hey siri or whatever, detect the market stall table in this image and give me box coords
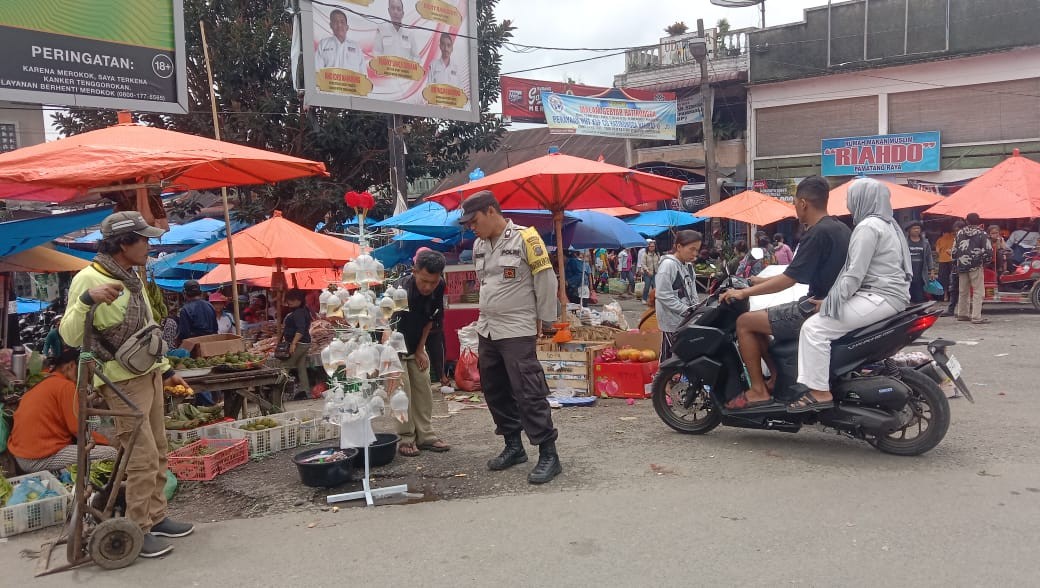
[180,367,288,419]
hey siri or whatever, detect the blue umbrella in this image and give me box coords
[15,297,51,314]
[625,210,707,237]
[547,210,648,250]
[149,239,220,279]
[76,217,245,246]
[369,202,463,239]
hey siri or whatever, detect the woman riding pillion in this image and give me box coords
[789,178,912,412]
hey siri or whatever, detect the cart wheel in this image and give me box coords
[88,518,143,570]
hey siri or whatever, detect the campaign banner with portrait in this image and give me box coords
[822,131,941,176]
[0,0,187,114]
[540,92,677,141]
[500,75,674,124]
[301,0,478,123]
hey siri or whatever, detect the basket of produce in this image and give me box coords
[210,352,269,373]
[168,438,250,481]
[0,471,70,538]
[283,409,340,445]
[226,414,299,458]
[165,404,231,446]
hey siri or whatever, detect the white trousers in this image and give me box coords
[797,292,900,391]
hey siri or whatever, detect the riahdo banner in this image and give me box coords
[822,131,941,176]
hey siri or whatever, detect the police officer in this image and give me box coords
[460,191,563,484]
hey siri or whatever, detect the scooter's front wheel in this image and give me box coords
[874,368,950,456]
[651,366,721,434]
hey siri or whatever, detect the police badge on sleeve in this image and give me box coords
[519,227,551,274]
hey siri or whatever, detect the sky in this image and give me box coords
[493,0,825,90]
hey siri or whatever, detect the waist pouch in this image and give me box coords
[111,323,168,375]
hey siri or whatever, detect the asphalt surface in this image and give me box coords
[4,304,1040,586]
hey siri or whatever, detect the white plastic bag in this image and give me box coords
[457,322,479,355]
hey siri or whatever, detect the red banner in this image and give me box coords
[501,75,675,124]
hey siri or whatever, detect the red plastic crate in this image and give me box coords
[168,438,249,481]
[593,361,660,399]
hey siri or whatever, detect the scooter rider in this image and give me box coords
[718,176,851,409]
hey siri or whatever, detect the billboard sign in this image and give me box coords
[501,75,674,124]
[300,0,479,122]
[0,0,187,114]
[541,92,677,141]
[822,131,941,176]
[676,92,703,125]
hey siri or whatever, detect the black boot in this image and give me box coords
[527,440,562,484]
[487,433,527,471]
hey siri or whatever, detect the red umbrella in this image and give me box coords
[0,121,328,203]
[695,191,796,226]
[925,149,1040,219]
[829,179,942,216]
[427,152,684,318]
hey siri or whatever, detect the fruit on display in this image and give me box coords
[164,384,195,398]
[164,404,225,430]
[598,347,659,363]
[171,352,267,370]
[236,417,280,432]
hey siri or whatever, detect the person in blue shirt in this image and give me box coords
[177,280,217,344]
[564,251,593,304]
[41,315,65,362]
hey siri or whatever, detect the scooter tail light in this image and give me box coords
[908,314,939,334]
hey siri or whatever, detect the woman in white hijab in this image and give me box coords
[789,178,912,412]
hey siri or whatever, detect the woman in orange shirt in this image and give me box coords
[7,348,116,473]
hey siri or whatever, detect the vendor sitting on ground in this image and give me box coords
[7,346,117,473]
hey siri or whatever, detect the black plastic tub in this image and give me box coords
[293,446,359,488]
[351,433,399,468]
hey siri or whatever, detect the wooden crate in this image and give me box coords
[537,341,608,397]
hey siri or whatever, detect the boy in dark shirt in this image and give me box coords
[718,176,852,409]
[392,250,451,457]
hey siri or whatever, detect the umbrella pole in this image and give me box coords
[201,21,241,335]
[554,211,567,322]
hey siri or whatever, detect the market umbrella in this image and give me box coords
[625,210,708,237]
[580,206,640,217]
[0,122,329,203]
[828,179,942,216]
[369,202,463,239]
[549,210,648,250]
[184,211,360,268]
[924,149,1040,219]
[427,152,685,318]
[0,245,89,273]
[200,264,343,290]
[695,190,796,226]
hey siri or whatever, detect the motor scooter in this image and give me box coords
[652,275,972,456]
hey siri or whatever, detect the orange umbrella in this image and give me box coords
[829,179,942,216]
[184,211,360,268]
[925,149,1040,219]
[427,152,684,319]
[0,121,328,203]
[696,191,796,226]
[580,206,640,217]
[200,264,343,289]
[0,245,89,273]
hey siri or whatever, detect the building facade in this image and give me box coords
[0,101,45,154]
[747,0,1040,191]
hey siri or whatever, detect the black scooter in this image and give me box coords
[651,276,972,456]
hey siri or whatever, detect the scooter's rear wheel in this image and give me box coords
[651,366,721,434]
[874,368,950,456]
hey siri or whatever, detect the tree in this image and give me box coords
[664,22,689,36]
[52,0,514,228]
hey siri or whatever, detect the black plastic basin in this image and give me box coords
[293,446,359,488]
[351,433,399,469]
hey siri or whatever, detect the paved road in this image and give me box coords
[4,307,1040,586]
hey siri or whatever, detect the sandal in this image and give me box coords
[417,440,451,453]
[398,443,420,457]
[787,390,834,414]
[725,392,776,410]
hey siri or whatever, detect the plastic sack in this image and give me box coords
[455,348,482,392]
[7,475,59,506]
[457,322,479,354]
[340,416,376,449]
[603,302,629,331]
[924,279,944,297]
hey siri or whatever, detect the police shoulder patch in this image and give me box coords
[519,226,551,275]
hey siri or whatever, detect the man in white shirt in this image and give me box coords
[374,0,420,62]
[428,33,461,87]
[315,9,364,72]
